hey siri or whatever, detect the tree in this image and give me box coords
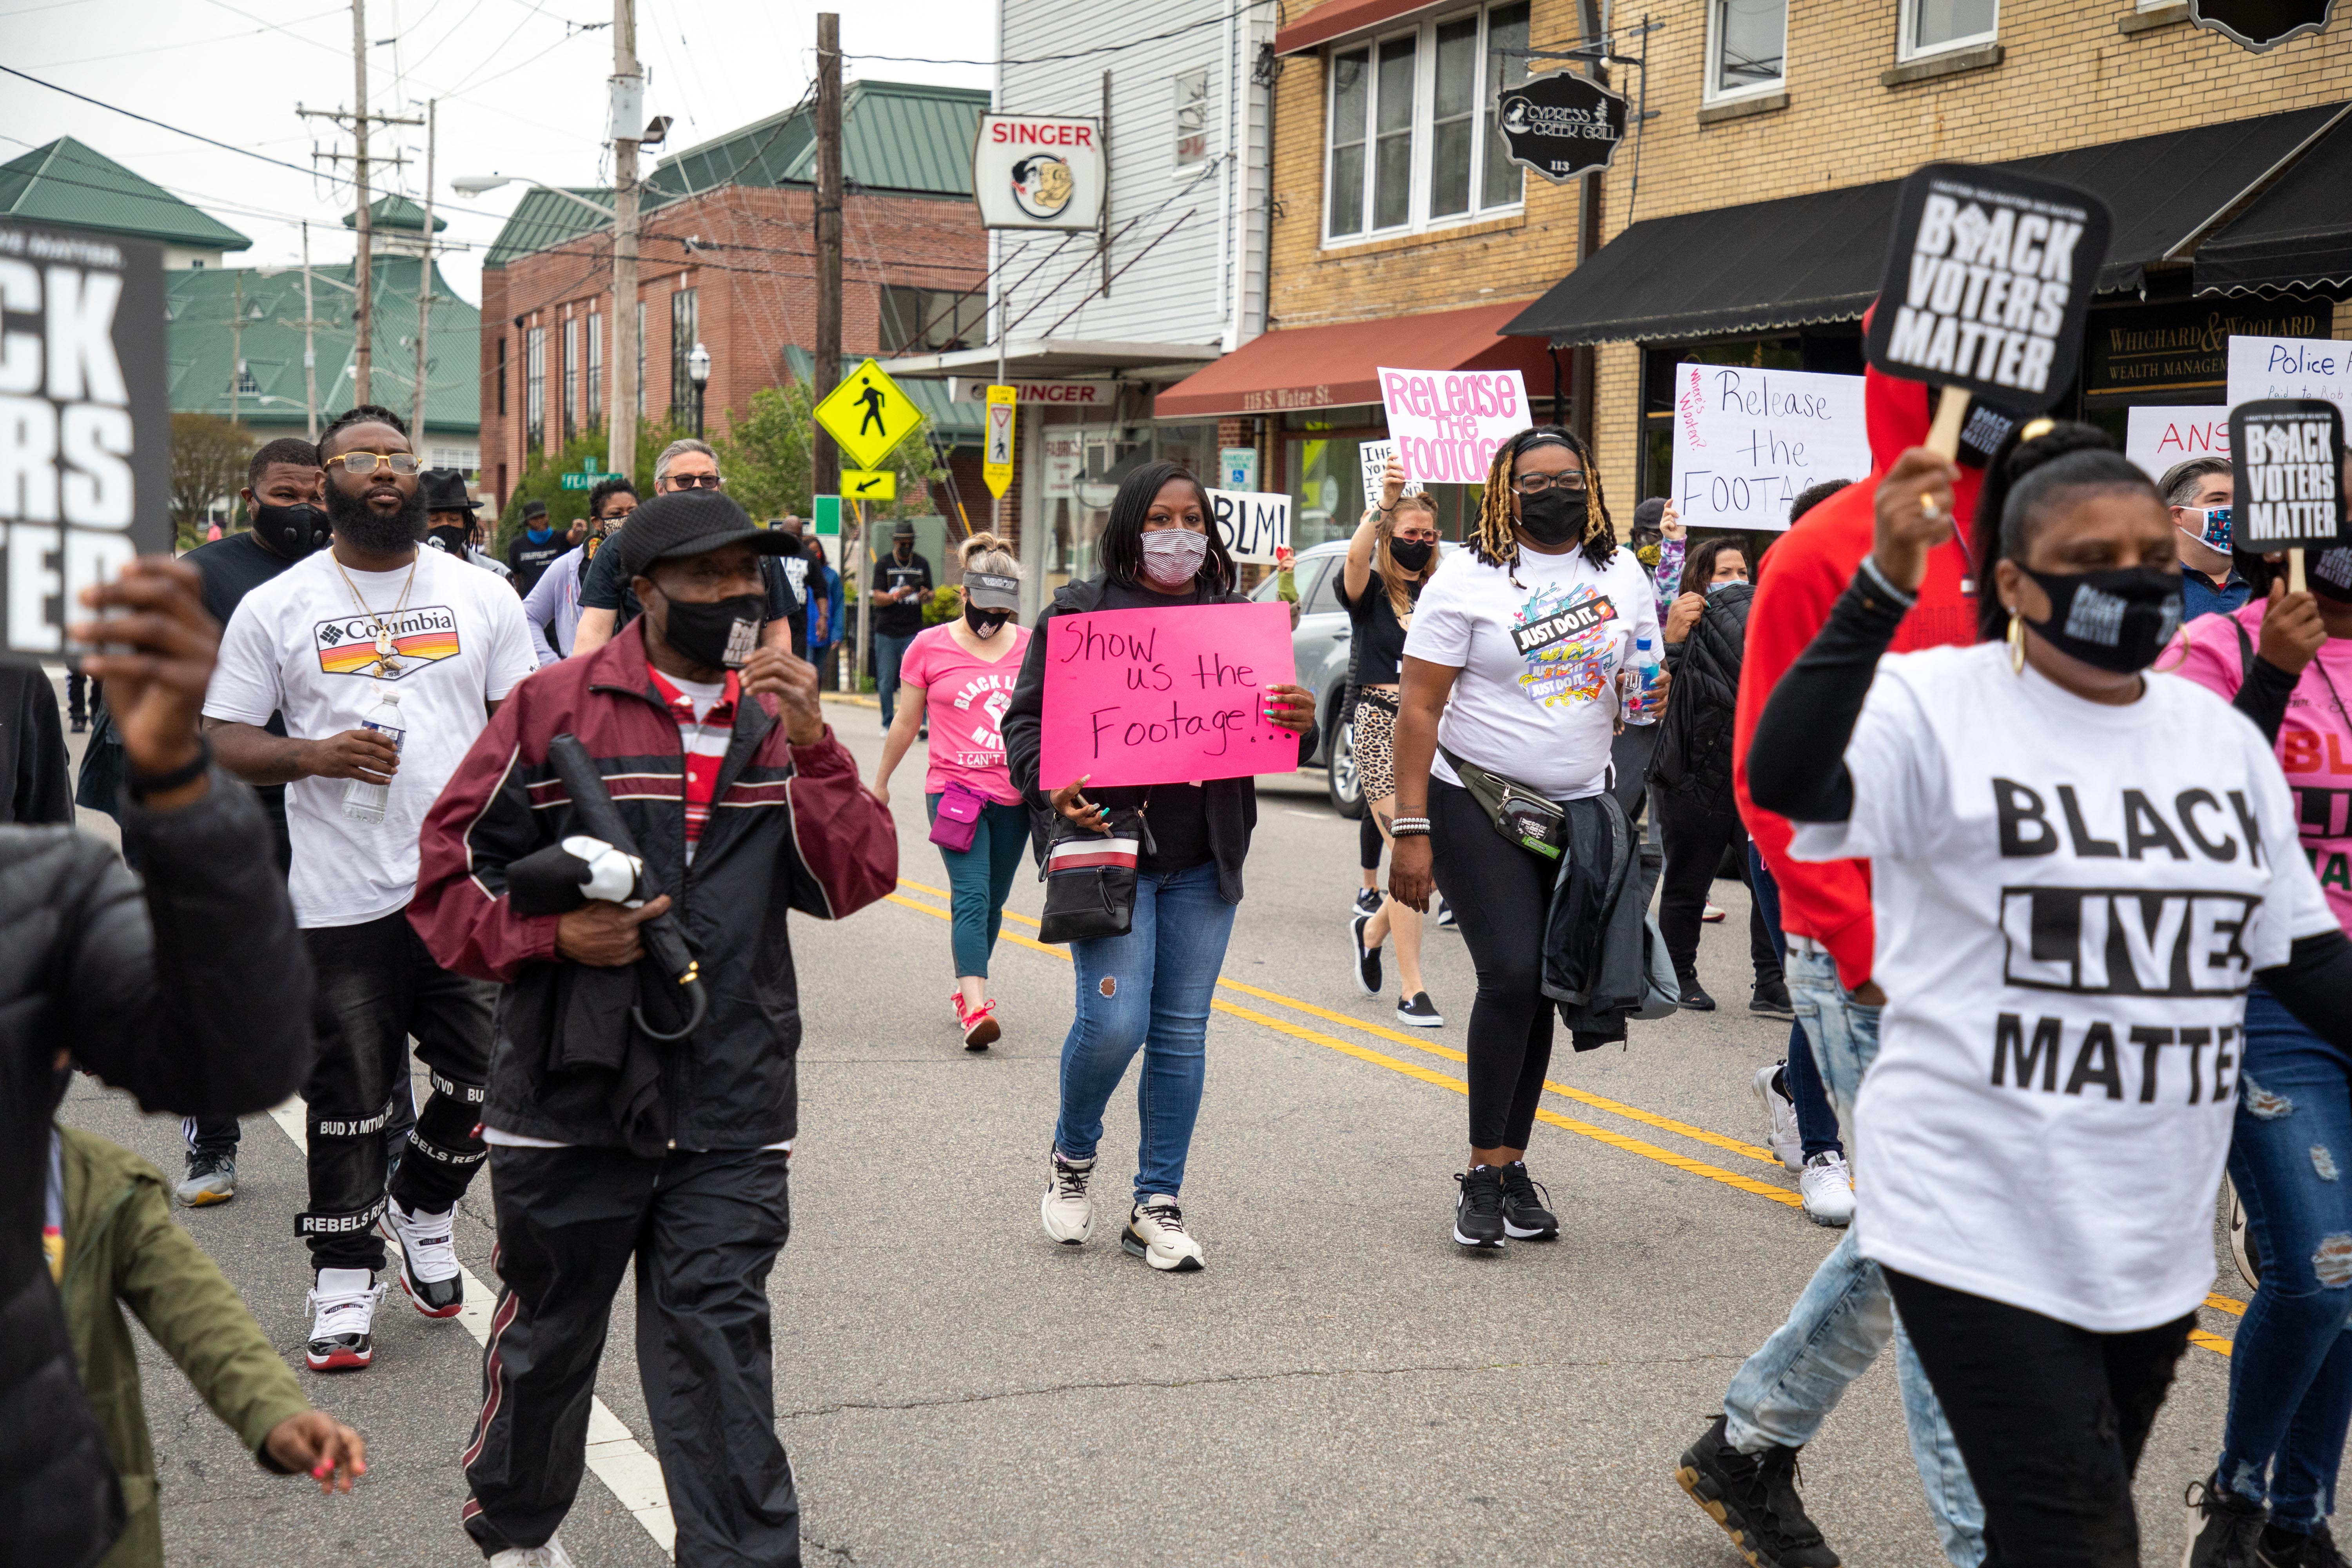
[715,381,946,524]
[169,412,253,549]
[495,416,692,553]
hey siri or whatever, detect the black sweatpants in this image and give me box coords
[462,1143,799,1567]
[1885,1269,2194,1567]
[1430,779,1555,1151]
[1653,787,1779,987]
[298,912,493,1271]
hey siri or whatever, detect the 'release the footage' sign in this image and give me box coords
[1,220,169,654]
[1866,163,2111,411]
[1376,368,1534,485]
[1670,365,1871,531]
[2230,399,2345,549]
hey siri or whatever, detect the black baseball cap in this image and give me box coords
[420,468,479,514]
[616,489,799,579]
[521,498,548,519]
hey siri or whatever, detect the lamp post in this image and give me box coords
[687,341,710,439]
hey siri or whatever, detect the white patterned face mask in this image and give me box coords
[1140,528,1208,589]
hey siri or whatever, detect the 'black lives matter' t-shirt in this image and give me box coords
[1795,643,2335,1333]
[181,529,303,862]
[873,550,934,639]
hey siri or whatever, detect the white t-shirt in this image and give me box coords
[1401,542,1662,799]
[1793,643,2337,1332]
[205,546,539,929]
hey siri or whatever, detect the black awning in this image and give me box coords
[1506,105,2347,346]
[2196,114,2352,297]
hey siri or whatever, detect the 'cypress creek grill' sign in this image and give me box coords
[1495,71,1627,183]
[2189,0,2339,51]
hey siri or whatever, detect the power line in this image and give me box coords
[849,0,1274,67]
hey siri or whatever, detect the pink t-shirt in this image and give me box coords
[2171,603,2352,933]
[900,621,1031,804]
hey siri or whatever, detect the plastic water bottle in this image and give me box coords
[1620,635,1660,718]
[342,690,404,824]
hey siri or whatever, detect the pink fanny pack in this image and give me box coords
[929,780,988,851]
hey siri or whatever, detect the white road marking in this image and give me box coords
[267,1099,677,1557]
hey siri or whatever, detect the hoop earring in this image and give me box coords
[2007,609,2027,675]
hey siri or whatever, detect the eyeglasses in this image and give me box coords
[326,452,421,476]
[1512,472,1588,496]
[665,473,724,491]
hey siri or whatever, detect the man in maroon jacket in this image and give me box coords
[410,489,896,1567]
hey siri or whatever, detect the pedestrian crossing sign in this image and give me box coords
[814,358,920,471]
[842,468,897,501]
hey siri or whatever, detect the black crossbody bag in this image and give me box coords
[1036,806,1158,944]
[1439,744,1567,861]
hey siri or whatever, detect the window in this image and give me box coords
[879,285,987,354]
[670,288,697,421]
[562,318,577,443]
[1707,0,1787,98]
[1324,2,1527,243]
[1174,70,1210,166]
[495,336,507,417]
[1902,0,1998,57]
[586,311,603,426]
[525,325,545,451]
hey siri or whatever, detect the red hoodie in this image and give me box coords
[1731,360,1982,990]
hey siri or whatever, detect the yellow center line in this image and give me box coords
[2205,1293,2246,1317]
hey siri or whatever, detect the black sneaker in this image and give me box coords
[2262,1520,2352,1568]
[1435,897,1457,930]
[1676,1415,1840,1568]
[1396,991,1444,1028]
[1351,913,1383,996]
[2185,1472,2266,1568]
[1452,1166,1507,1252]
[175,1149,237,1207]
[1678,971,1718,1012]
[1751,978,1796,1020]
[1352,888,1383,919]
[1498,1161,1558,1241]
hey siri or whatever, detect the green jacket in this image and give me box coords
[54,1125,312,1568]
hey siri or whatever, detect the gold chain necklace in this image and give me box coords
[329,550,421,677]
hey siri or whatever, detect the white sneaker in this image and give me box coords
[381,1199,465,1318]
[1040,1150,1095,1245]
[1751,1062,1803,1172]
[1800,1151,1856,1228]
[305,1267,385,1372]
[1702,902,1727,923]
[1122,1195,1205,1272]
[488,1536,578,1568]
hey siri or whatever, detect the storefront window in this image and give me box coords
[1155,423,1212,479]
[1038,425,1147,595]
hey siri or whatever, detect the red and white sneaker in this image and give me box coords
[305,1268,385,1371]
[953,993,1001,1051]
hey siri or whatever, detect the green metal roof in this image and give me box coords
[647,105,817,205]
[165,256,480,440]
[783,345,981,442]
[779,82,989,198]
[482,187,613,270]
[0,137,250,252]
[340,192,448,234]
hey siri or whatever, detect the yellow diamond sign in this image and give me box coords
[841,468,897,501]
[814,358,922,472]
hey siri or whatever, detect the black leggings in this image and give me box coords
[1654,787,1780,985]
[1429,779,1553,1151]
[1885,1269,2194,1567]
[1361,811,1383,872]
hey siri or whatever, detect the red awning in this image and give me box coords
[1153,301,1559,420]
[1273,0,1443,56]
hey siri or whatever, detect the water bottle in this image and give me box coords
[342,690,405,824]
[1620,635,1660,718]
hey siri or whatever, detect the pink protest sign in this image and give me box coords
[1377,366,1534,485]
[1039,601,1301,789]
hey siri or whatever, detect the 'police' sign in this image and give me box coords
[0,220,167,653]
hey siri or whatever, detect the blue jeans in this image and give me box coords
[1052,861,1236,1205]
[927,795,1029,979]
[874,631,918,725]
[1724,947,1986,1567]
[1746,844,1842,1161]
[2217,986,2352,1533]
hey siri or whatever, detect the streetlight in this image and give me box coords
[688,341,710,439]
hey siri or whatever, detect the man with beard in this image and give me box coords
[203,405,537,1373]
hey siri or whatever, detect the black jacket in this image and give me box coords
[0,774,315,1568]
[1002,577,1318,906]
[1652,582,1753,807]
[0,661,71,826]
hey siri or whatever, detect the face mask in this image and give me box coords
[1707,578,1743,596]
[251,500,330,558]
[660,592,766,669]
[2020,565,2183,674]
[2175,506,2232,552]
[527,525,554,544]
[2311,547,2352,605]
[426,523,470,555]
[1388,537,1436,573]
[964,603,1013,638]
[1516,488,1588,548]
[1139,528,1208,589]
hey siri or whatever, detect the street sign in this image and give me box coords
[1220,446,1259,492]
[812,495,842,537]
[2190,0,2337,50]
[842,468,897,501]
[559,472,623,490]
[814,357,921,471]
[1496,71,1628,184]
[984,385,1017,499]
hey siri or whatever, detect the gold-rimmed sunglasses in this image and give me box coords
[325,452,423,476]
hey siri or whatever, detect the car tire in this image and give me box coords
[1327,708,1365,818]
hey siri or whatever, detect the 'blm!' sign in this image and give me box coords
[2231,399,2345,548]
[0,220,169,653]
[1866,163,2111,409]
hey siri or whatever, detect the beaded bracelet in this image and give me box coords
[1389,815,1432,837]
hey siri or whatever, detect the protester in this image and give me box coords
[2173,548,2352,1566]
[423,470,511,583]
[5,554,318,1568]
[521,477,637,664]
[1341,455,1446,1026]
[66,662,89,735]
[1681,361,1986,1568]
[804,533,844,689]
[871,534,1031,1050]
[0,657,70,826]
[1630,496,1688,620]
[1354,813,1384,917]
[2162,455,2246,622]
[203,404,536,1373]
[1005,460,1317,1272]
[1386,426,1664,1253]
[1746,420,2352,1561]
[772,514,812,655]
[505,499,566,596]
[872,518,935,730]
[409,486,895,1567]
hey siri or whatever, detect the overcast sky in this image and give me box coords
[1,0,996,306]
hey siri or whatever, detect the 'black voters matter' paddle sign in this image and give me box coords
[1866,162,2112,456]
[2231,399,2346,550]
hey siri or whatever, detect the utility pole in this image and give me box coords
[414,97,436,457]
[610,0,642,481]
[300,223,320,437]
[1572,0,1606,453]
[230,269,244,424]
[297,3,417,412]
[816,13,856,688]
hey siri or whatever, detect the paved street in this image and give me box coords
[58,684,2254,1566]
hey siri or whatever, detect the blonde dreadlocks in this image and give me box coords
[1470,426,1616,586]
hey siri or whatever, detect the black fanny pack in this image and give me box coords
[1440,744,1566,861]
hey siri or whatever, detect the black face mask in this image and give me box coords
[964,603,1013,639]
[251,499,332,559]
[1388,537,1436,573]
[659,593,766,670]
[426,523,470,556]
[2020,565,2183,674]
[1516,489,1588,548]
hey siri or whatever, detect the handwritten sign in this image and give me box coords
[2123,405,2230,482]
[1669,366,1869,531]
[1040,602,1300,789]
[2229,335,2351,430]
[1206,488,1290,564]
[1356,440,1425,506]
[1376,367,1533,485]
[2231,399,2345,549]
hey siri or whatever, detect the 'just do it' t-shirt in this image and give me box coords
[899,620,1031,804]
[1794,642,2335,1332]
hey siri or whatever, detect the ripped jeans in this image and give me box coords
[2216,985,2352,1535]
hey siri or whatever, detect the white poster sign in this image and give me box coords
[1669,366,1871,532]
[1356,440,1425,505]
[1207,488,1291,565]
[1375,368,1533,485]
[2230,336,2352,428]
[972,114,1106,231]
[2124,406,2230,482]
